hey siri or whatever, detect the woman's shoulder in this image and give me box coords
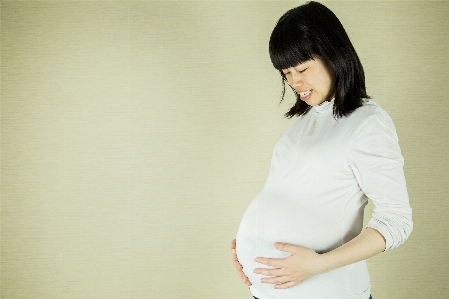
[348,99,398,139]
[349,99,394,126]
[354,99,388,117]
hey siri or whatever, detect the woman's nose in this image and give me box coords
[291,72,303,86]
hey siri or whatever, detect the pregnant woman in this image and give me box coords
[230,2,413,299]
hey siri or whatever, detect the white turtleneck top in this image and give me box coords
[235,99,413,299]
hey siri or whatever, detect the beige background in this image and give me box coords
[1,1,448,298]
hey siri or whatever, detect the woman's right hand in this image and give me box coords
[230,239,252,287]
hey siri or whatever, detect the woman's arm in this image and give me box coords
[347,111,413,251]
[321,227,385,273]
[253,227,385,289]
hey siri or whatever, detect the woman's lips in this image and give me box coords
[299,89,313,101]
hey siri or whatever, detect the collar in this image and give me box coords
[312,98,335,114]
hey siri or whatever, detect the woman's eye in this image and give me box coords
[298,68,308,74]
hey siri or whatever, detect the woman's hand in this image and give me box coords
[253,242,327,289]
[230,239,252,287]
[254,229,386,289]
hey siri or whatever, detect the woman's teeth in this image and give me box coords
[299,90,312,97]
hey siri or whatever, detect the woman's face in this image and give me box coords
[282,57,335,106]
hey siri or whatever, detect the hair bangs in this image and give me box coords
[269,16,315,71]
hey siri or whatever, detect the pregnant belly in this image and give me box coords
[235,191,343,285]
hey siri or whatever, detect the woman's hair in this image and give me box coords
[269,1,369,118]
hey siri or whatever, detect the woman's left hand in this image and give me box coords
[253,242,328,289]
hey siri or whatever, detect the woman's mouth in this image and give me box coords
[299,89,312,101]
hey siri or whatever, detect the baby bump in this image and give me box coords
[236,191,344,275]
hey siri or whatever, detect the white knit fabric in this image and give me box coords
[235,99,413,299]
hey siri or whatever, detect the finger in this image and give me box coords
[243,277,252,286]
[231,249,238,260]
[231,248,243,270]
[237,269,252,286]
[254,257,283,267]
[236,270,244,279]
[238,270,249,280]
[274,280,297,289]
[233,259,243,270]
[273,242,301,253]
[231,250,243,269]
[242,276,252,286]
[253,267,284,277]
[230,239,236,249]
[231,248,237,259]
[260,275,290,285]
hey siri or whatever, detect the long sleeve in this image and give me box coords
[347,110,413,250]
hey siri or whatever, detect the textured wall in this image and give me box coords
[1,1,448,298]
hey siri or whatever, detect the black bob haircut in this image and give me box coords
[269,1,370,118]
